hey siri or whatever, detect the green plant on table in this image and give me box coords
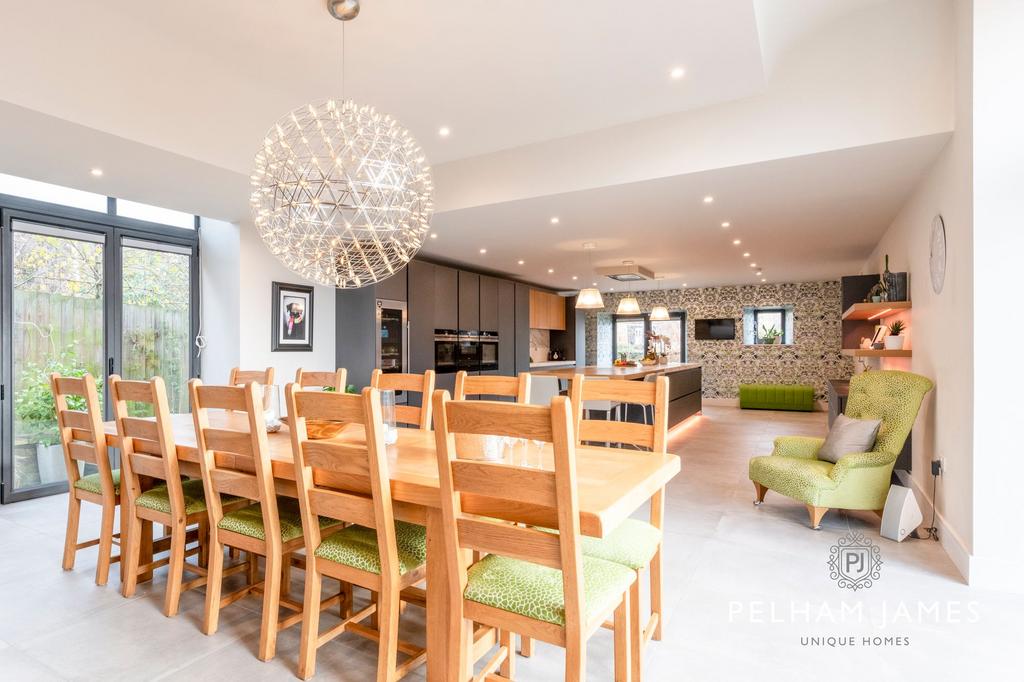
[759,324,782,344]
[887,320,906,336]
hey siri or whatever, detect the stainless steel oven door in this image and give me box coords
[479,341,498,371]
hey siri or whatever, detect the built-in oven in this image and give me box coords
[434,329,458,374]
[479,331,499,371]
[456,330,481,371]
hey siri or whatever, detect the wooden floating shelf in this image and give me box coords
[841,348,912,358]
[841,301,912,321]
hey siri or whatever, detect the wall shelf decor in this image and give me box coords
[840,348,912,358]
[841,301,912,321]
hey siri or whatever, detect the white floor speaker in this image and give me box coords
[880,484,923,542]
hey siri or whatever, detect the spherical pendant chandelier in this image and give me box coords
[250,0,433,288]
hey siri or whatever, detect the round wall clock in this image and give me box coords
[930,214,946,294]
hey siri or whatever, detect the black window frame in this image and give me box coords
[612,311,686,361]
[0,191,201,503]
[752,307,788,344]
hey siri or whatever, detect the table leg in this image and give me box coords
[426,508,471,682]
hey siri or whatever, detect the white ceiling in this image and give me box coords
[0,0,765,172]
[0,0,954,291]
[425,133,950,290]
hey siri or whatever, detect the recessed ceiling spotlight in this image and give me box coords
[430,233,438,239]
[438,126,451,137]
[703,195,714,204]
[517,259,524,265]
[732,239,741,245]
[90,168,103,177]
[756,271,763,276]
[592,282,597,286]
[572,275,578,280]
[550,216,560,224]
[682,283,688,287]
[548,268,554,273]
[670,66,686,80]
[479,248,487,254]
[749,262,757,267]
[742,252,750,258]
[761,278,767,282]
[721,221,730,228]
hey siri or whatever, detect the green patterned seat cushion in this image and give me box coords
[464,553,634,627]
[314,521,426,575]
[218,498,333,543]
[135,478,238,516]
[73,469,120,495]
[748,455,836,505]
[580,518,661,570]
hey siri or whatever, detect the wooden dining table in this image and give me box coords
[103,411,680,681]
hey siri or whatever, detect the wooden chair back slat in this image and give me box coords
[122,416,160,442]
[453,371,531,403]
[230,367,274,386]
[456,517,562,569]
[569,374,669,453]
[53,376,86,395]
[370,369,436,430]
[444,400,553,441]
[294,368,348,393]
[286,384,404,588]
[67,441,99,464]
[433,390,586,633]
[210,468,261,501]
[62,410,93,431]
[109,375,183,515]
[450,460,557,507]
[190,380,278,544]
[309,488,376,529]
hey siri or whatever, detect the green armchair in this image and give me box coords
[748,370,934,528]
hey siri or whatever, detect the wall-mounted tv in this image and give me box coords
[695,318,736,340]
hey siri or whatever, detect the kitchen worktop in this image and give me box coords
[529,360,579,368]
[530,362,701,380]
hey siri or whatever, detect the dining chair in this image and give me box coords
[433,391,636,682]
[568,373,669,679]
[453,370,531,403]
[51,373,121,586]
[188,379,340,661]
[230,366,275,386]
[110,375,241,615]
[294,367,348,393]
[369,369,436,430]
[286,384,427,681]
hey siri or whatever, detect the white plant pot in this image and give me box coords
[884,335,905,350]
[36,443,66,484]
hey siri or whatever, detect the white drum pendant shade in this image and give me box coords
[617,296,641,315]
[250,99,434,288]
[650,305,670,320]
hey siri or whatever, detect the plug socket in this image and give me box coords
[931,459,943,476]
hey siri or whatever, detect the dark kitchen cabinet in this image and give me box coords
[458,270,480,330]
[479,275,499,331]
[375,266,407,302]
[434,265,458,330]
[498,279,516,376]
[408,260,435,385]
[514,283,531,373]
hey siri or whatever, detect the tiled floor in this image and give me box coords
[1,405,1019,680]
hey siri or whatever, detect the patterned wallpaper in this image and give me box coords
[584,281,854,401]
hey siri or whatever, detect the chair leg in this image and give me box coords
[753,482,768,505]
[806,505,829,529]
[369,590,379,629]
[565,636,586,682]
[297,566,323,680]
[258,550,282,661]
[95,498,116,586]
[629,577,642,682]
[376,588,400,682]
[203,534,225,635]
[122,511,143,598]
[62,493,81,571]
[339,580,353,618]
[163,519,187,617]
[613,587,631,682]
[281,552,292,600]
[198,518,210,568]
[499,629,515,679]
[651,549,664,641]
[520,634,534,657]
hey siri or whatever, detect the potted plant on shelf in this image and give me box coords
[759,324,782,345]
[885,320,906,350]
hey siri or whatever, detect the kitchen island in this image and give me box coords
[531,362,702,427]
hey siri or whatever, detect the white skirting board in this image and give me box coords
[894,469,971,585]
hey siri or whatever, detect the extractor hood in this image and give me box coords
[595,260,655,282]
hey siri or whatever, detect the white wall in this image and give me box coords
[198,217,241,384]
[237,220,337,392]
[863,0,974,580]
[969,0,1024,591]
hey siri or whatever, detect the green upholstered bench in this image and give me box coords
[739,383,815,411]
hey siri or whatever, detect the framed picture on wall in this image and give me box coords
[271,281,313,352]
